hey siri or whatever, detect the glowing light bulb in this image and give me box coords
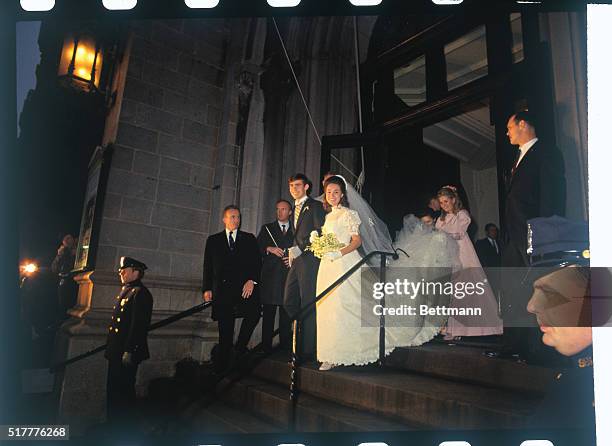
[23,263,38,274]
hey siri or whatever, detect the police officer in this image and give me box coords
[524,216,608,430]
[104,256,153,426]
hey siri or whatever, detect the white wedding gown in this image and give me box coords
[316,209,459,367]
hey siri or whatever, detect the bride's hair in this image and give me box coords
[322,175,350,212]
[437,186,464,221]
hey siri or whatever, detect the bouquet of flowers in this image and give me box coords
[306,230,346,259]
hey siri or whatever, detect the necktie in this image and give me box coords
[294,202,303,227]
[228,232,236,251]
[281,224,287,235]
[490,238,499,254]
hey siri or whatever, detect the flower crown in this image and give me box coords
[442,185,457,192]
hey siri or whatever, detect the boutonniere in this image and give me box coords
[303,206,310,212]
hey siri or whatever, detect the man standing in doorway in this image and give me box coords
[475,223,502,268]
[500,110,566,362]
[504,110,566,267]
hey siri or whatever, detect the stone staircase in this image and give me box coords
[182,342,558,433]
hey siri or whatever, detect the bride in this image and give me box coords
[315,175,459,370]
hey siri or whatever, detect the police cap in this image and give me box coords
[527,215,589,268]
[118,256,148,272]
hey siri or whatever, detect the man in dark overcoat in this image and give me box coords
[257,199,294,353]
[501,110,566,361]
[202,205,261,372]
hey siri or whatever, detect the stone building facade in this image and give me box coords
[57,17,364,430]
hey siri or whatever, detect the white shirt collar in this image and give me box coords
[294,196,308,207]
[225,228,237,239]
[278,220,289,227]
[517,137,538,166]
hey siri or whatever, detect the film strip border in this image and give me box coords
[10,0,588,17]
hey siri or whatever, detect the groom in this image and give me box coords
[283,173,326,360]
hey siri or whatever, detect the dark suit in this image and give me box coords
[476,237,502,300]
[202,230,261,370]
[504,140,566,267]
[475,237,501,268]
[283,197,326,358]
[502,140,566,359]
[257,221,294,352]
[104,280,153,425]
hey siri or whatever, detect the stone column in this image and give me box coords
[461,164,500,239]
[238,19,268,232]
[540,12,588,220]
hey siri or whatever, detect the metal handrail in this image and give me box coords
[49,301,212,372]
[293,250,398,322]
[49,249,401,433]
[288,250,398,431]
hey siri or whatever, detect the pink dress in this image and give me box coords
[435,210,503,337]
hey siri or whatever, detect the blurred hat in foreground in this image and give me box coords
[527,215,589,267]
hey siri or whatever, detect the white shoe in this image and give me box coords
[319,361,335,371]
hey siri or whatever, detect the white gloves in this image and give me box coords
[309,230,319,243]
[122,352,133,366]
[323,251,342,261]
[287,246,302,267]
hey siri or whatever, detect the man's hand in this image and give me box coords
[203,291,213,302]
[283,256,290,268]
[267,246,285,258]
[242,280,255,299]
[121,352,133,366]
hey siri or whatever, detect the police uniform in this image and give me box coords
[104,257,153,425]
[531,347,595,430]
[526,217,596,430]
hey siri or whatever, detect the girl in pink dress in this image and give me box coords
[435,186,503,339]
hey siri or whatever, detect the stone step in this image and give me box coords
[216,375,419,432]
[250,356,542,429]
[183,397,283,434]
[385,344,557,394]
